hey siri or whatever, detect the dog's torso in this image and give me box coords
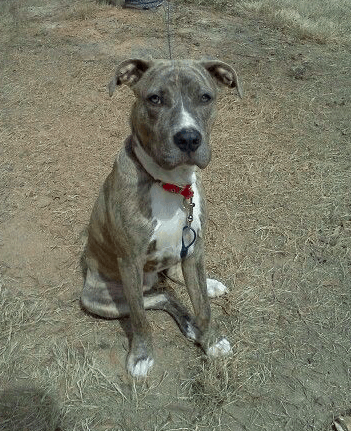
[145,177,202,273]
[85,137,205,282]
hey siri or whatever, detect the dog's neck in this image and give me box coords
[133,139,196,187]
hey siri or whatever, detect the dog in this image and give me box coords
[81,58,243,377]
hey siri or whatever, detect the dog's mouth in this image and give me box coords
[177,141,212,170]
[184,152,211,170]
[159,150,210,171]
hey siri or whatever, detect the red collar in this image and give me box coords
[162,183,194,199]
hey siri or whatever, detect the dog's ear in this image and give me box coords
[108,59,152,97]
[200,60,243,98]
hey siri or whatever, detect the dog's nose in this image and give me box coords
[174,128,202,153]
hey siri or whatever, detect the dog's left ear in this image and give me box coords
[108,59,152,97]
[200,60,243,99]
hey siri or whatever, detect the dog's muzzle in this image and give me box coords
[174,128,202,153]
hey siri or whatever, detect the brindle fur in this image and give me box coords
[81,58,242,377]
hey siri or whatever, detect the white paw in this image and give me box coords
[207,338,232,357]
[127,357,154,378]
[334,416,351,431]
[206,279,228,298]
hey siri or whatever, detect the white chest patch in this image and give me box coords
[148,180,201,271]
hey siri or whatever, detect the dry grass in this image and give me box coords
[237,0,351,44]
[0,0,350,429]
[178,0,351,44]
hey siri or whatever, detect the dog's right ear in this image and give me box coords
[108,59,152,97]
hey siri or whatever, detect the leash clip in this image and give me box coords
[181,197,197,258]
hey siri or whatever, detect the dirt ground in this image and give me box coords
[0,0,350,430]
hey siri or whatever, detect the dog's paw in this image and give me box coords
[334,416,351,431]
[127,356,154,378]
[207,337,232,357]
[206,279,228,298]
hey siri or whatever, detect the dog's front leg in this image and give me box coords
[182,242,232,357]
[118,257,154,378]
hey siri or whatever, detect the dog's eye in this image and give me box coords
[148,94,162,105]
[201,93,212,103]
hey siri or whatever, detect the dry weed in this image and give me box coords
[60,0,102,21]
[178,0,351,44]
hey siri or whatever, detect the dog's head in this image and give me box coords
[109,58,242,170]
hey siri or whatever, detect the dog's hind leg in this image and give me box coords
[82,269,200,339]
[81,268,202,377]
[81,268,159,317]
[165,264,228,299]
[145,291,201,342]
[81,268,130,318]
